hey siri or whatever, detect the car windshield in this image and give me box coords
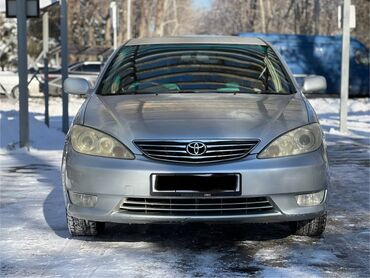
[98,44,294,95]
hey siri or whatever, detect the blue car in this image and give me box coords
[238,33,370,97]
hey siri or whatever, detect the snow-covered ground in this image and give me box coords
[1,96,369,277]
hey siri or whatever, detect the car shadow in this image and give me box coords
[73,222,291,243]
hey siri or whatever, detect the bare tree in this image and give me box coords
[198,0,369,48]
[351,0,370,47]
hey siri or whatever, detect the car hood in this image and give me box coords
[83,93,308,154]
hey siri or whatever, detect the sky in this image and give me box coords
[0,0,5,12]
[192,0,212,9]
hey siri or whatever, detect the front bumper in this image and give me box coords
[63,146,329,224]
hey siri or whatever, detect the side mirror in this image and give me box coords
[64,77,90,95]
[302,75,327,93]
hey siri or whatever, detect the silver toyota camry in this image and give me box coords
[62,36,329,237]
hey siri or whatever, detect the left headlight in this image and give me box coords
[258,123,323,158]
[70,125,134,159]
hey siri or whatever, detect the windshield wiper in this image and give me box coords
[221,89,284,95]
[174,90,208,94]
[105,89,285,96]
[119,89,208,95]
[255,90,286,95]
[115,91,158,95]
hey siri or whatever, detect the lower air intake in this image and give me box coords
[120,197,275,216]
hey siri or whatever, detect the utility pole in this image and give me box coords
[110,1,118,49]
[61,0,69,134]
[259,0,266,33]
[42,11,49,127]
[127,0,132,40]
[340,0,351,133]
[16,0,29,148]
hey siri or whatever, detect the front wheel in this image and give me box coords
[11,85,19,99]
[66,212,105,236]
[289,212,327,237]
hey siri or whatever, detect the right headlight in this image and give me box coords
[258,123,323,158]
[70,125,134,159]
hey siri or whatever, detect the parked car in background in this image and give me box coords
[238,33,370,97]
[62,36,329,237]
[39,61,103,96]
[0,62,102,99]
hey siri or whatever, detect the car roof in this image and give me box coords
[126,36,267,46]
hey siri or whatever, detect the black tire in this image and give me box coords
[289,212,327,237]
[11,85,19,99]
[66,212,105,236]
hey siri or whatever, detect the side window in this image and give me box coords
[83,64,101,73]
[354,49,369,65]
[314,44,325,57]
[72,65,83,72]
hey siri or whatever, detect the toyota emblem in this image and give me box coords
[186,141,207,156]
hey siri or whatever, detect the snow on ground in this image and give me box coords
[0,96,369,277]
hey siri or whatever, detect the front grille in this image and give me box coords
[120,197,275,216]
[134,140,259,163]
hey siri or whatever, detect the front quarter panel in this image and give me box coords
[302,96,319,123]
